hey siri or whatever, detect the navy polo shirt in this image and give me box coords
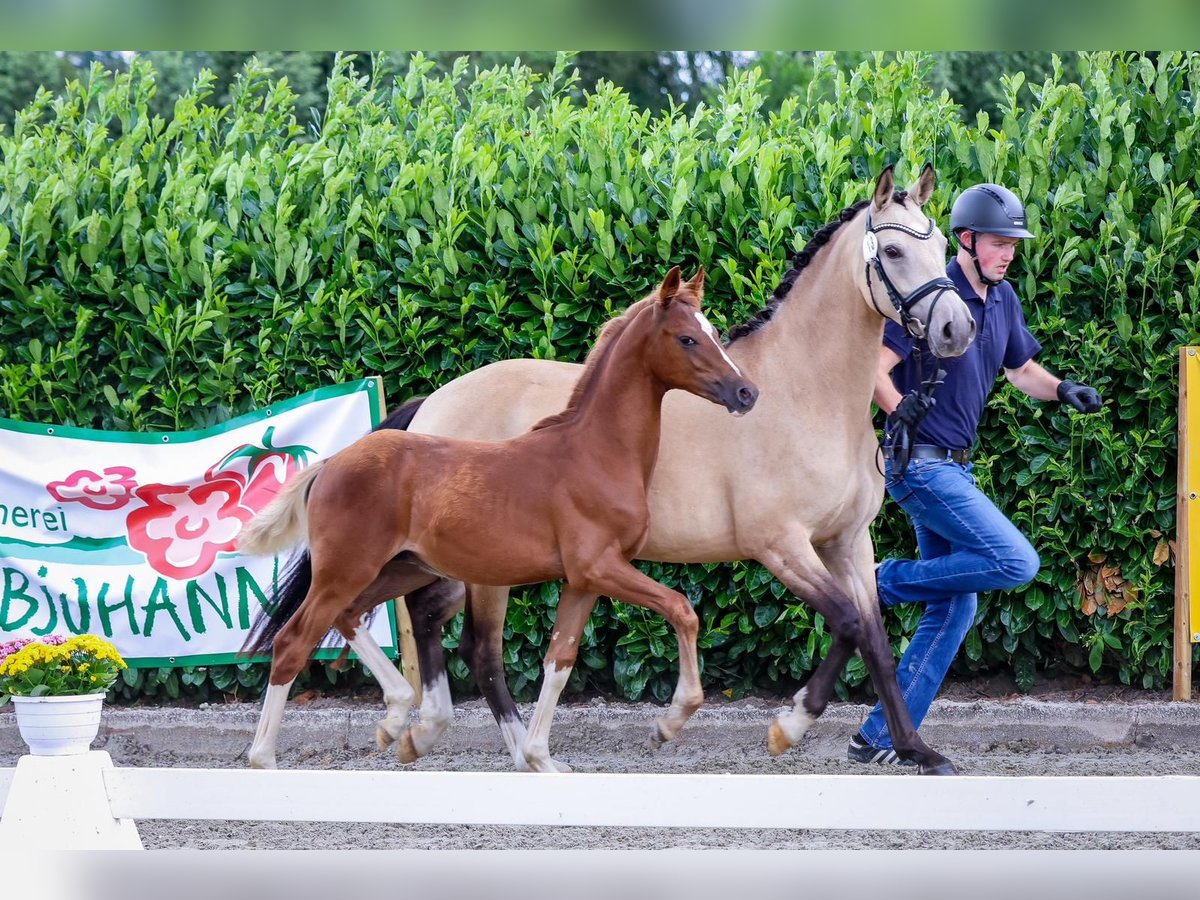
[883,258,1041,451]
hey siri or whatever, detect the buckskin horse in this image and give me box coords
[238,266,757,770]
[366,164,976,775]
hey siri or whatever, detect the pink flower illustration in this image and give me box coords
[125,477,254,579]
[47,466,139,510]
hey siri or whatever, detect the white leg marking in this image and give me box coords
[775,685,817,746]
[248,679,294,769]
[522,662,573,773]
[349,626,415,749]
[694,311,743,376]
[349,626,415,719]
[408,671,453,757]
[499,716,531,771]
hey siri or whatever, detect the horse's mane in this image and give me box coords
[529,294,659,432]
[726,190,909,344]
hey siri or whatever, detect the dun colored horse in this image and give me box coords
[239,266,757,770]
[356,165,977,775]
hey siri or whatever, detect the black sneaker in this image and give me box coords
[847,733,916,766]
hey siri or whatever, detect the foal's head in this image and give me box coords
[646,266,758,416]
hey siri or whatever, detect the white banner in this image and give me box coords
[0,379,395,665]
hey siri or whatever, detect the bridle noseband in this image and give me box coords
[863,208,959,341]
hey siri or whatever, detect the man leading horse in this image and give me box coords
[850,182,1103,765]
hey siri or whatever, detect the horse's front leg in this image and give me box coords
[583,556,704,747]
[810,533,956,775]
[521,583,599,773]
[757,535,864,756]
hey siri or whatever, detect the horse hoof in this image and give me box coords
[526,756,572,774]
[918,757,958,776]
[766,721,791,757]
[396,732,420,764]
[376,726,395,751]
[649,722,671,748]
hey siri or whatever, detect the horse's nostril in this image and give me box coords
[737,386,755,405]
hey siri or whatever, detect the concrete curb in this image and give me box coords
[4,696,1198,764]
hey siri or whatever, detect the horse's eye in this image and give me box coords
[679,335,697,347]
[884,245,902,259]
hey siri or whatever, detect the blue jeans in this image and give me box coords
[858,458,1040,749]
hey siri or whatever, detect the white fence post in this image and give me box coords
[0,751,142,850]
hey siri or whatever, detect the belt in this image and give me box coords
[882,443,972,465]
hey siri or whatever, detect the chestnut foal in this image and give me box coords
[239,266,757,770]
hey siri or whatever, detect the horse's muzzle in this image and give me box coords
[720,381,759,417]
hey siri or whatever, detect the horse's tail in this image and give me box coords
[375,396,426,431]
[237,461,324,557]
[241,550,312,656]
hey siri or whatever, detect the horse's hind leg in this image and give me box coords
[460,583,531,770]
[393,577,467,763]
[331,558,446,757]
[250,558,392,769]
[248,677,295,769]
[521,583,599,773]
[757,538,864,756]
[336,616,418,752]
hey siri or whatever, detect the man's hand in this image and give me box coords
[1057,380,1102,414]
[894,389,936,429]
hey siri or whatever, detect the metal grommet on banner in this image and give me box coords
[161,435,170,443]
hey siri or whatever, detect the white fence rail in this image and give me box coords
[3,751,1200,850]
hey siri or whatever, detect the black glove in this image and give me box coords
[1057,380,1102,414]
[893,389,936,429]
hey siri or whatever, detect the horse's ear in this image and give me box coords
[873,165,895,211]
[658,266,682,305]
[686,264,705,296]
[908,163,936,207]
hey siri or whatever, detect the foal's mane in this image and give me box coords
[529,293,660,432]
[726,190,910,344]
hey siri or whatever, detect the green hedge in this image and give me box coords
[1,51,1196,704]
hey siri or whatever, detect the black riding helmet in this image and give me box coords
[950,183,1034,286]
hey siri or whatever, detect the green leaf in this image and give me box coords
[1149,152,1165,184]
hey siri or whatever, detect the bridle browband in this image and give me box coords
[863,207,959,342]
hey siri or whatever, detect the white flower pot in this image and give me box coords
[11,693,107,756]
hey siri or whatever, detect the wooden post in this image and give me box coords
[396,596,422,703]
[1175,347,1195,700]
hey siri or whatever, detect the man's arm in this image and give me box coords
[874,346,904,414]
[1003,358,1061,401]
[1006,358,1103,412]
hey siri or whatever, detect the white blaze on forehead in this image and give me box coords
[693,311,742,377]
